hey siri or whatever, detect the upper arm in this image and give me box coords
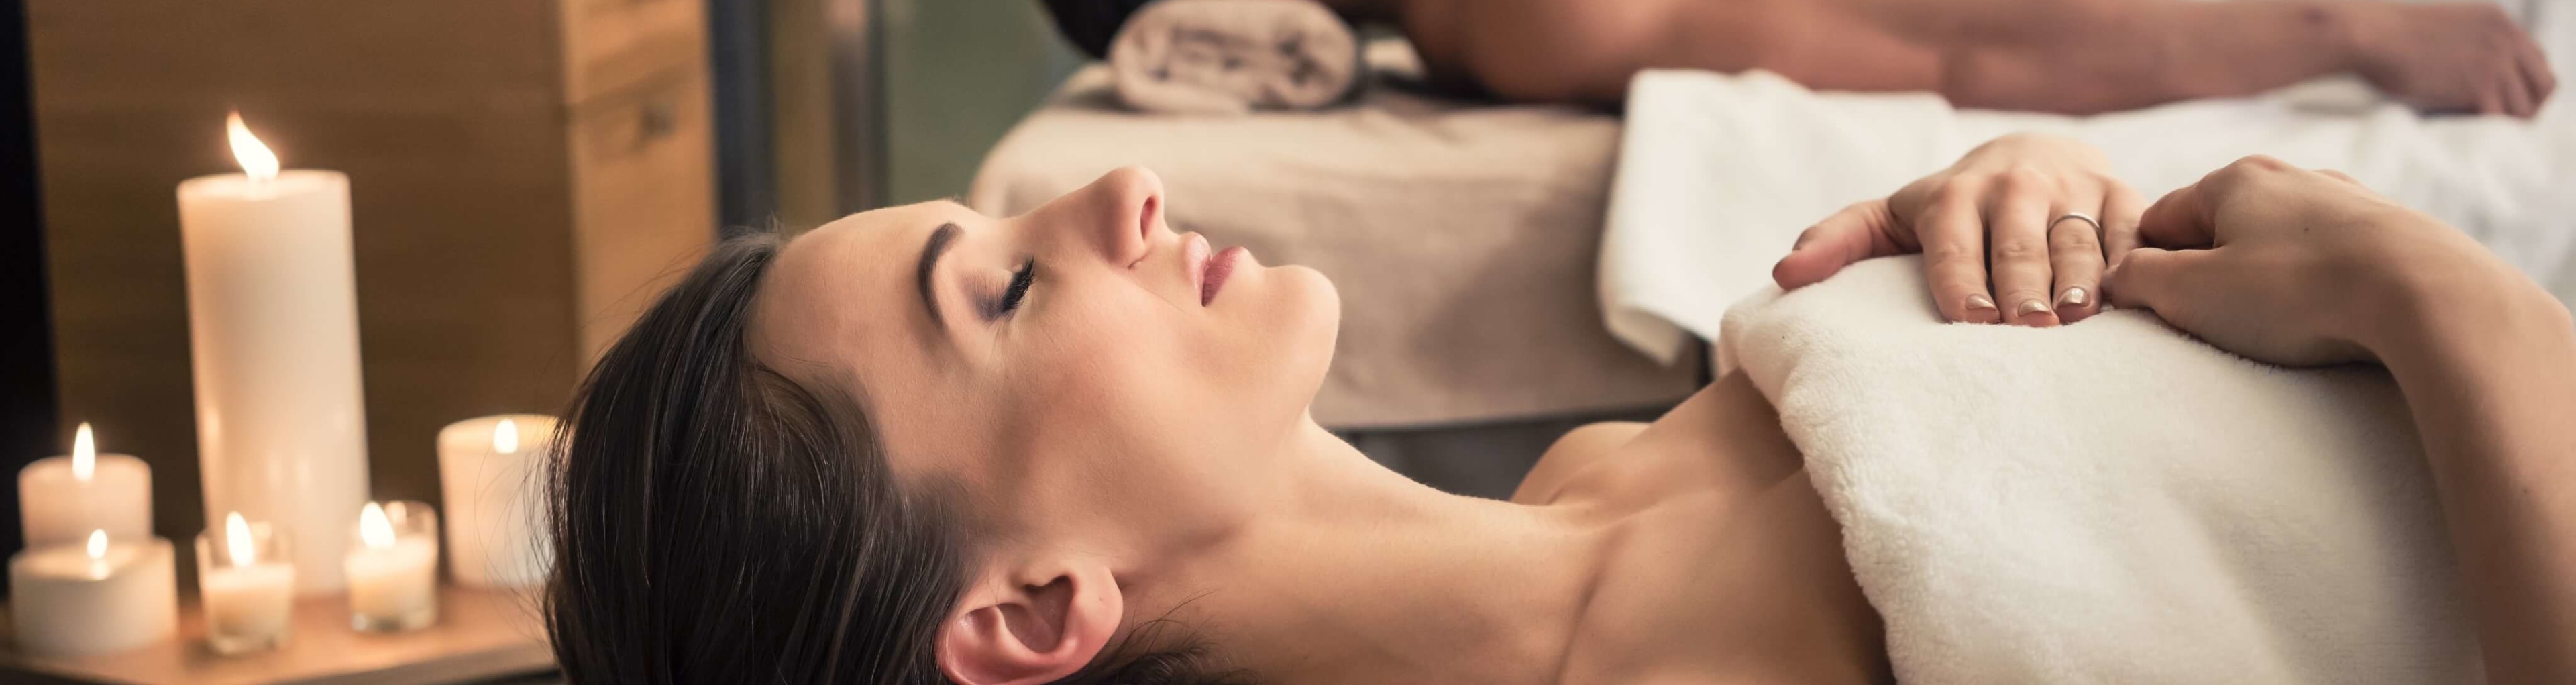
[1424,0,1939,105]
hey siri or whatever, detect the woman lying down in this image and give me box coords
[541,134,2573,684]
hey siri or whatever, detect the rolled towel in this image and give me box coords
[1108,0,1363,115]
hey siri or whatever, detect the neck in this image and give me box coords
[1135,422,1605,684]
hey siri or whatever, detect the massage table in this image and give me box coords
[970,42,1698,435]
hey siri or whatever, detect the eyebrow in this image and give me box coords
[916,222,961,327]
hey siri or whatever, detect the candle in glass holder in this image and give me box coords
[344,501,437,632]
[438,415,556,588]
[18,423,151,547]
[7,530,178,657]
[197,512,294,655]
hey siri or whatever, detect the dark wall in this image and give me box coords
[1,0,64,598]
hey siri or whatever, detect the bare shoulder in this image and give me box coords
[1511,421,1651,504]
[1509,372,1804,507]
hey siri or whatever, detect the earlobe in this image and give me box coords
[936,563,1125,685]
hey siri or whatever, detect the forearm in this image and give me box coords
[1936,0,2363,113]
[2373,275,2576,682]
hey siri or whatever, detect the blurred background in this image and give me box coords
[0,0,1103,602]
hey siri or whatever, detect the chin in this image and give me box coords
[1265,265,1340,424]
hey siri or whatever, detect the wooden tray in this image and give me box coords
[0,586,555,684]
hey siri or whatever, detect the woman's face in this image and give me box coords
[751,167,1339,553]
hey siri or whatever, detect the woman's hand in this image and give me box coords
[1772,132,2145,327]
[2102,155,2544,366]
[2109,156,2576,684]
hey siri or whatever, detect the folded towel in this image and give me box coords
[1603,0,2576,365]
[1718,256,2482,684]
[1108,0,1363,115]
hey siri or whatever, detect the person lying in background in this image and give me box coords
[1042,0,2557,117]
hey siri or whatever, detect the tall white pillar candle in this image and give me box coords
[7,531,179,657]
[17,423,151,547]
[176,113,370,593]
[437,415,557,588]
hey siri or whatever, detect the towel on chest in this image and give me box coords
[1717,256,2483,684]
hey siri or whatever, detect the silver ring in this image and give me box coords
[2051,211,2103,239]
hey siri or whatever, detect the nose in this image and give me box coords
[1081,166,1163,267]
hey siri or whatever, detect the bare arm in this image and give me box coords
[2373,270,2576,683]
[2106,157,2576,681]
[1416,0,2550,116]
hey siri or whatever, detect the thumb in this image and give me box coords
[1773,199,1900,290]
[2104,247,2216,313]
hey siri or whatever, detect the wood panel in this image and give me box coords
[568,70,715,363]
[559,0,706,104]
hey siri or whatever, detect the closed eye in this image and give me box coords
[985,258,1037,320]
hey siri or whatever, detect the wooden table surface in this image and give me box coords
[0,586,556,684]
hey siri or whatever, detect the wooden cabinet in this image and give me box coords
[23,0,714,575]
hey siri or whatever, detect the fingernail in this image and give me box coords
[2015,299,2059,327]
[2056,286,2090,308]
[1964,294,1998,323]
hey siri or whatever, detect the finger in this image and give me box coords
[2103,246,2217,317]
[2099,184,2147,269]
[1919,185,1999,323]
[1773,199,1903,290]
[2500,70,2536,119]
[2137,156,2288,249]
[2518,42,2557,111]
[1986,172,2062,327]
[2138,182,2214,250]
[2048,211,2106,323]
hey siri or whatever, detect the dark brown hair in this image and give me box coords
[545,229,1249,684]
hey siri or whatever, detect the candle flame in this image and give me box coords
[494,418,520,454]
[227,512,257,567]
[227,111,280,182]
[360,501,395,549]
[71,422,95,480]
[85,529,107,560]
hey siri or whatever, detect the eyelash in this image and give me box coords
[997,259,1038,317]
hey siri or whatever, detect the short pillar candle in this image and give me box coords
[437,415,557,588]
[7,530,179,657]
[18,423,151,547]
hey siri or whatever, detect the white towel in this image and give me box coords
[1107,0,1362,115]
[1717,256,2481,684]
[1602,1,2576,364]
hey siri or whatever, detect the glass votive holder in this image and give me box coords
[344,501,439,633]
[195,513,294,655]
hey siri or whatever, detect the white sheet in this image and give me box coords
[1603,3,2576,363]
[1719,256,2480,684]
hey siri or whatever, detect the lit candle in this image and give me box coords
[437,415,557,588]
[17,423,152,547]
[343,501,437,632]
[178,111,372,593]
[7,530,178,657]
[195,512,295,655]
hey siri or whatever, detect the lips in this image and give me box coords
[1201,246,1244,305]
[1181,232,1245,307]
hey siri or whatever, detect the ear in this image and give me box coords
[936,560,1124,685]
